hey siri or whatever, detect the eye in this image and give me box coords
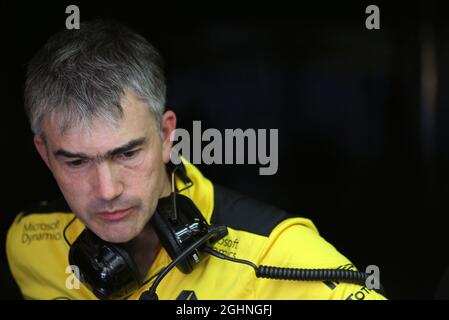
[118,149,141,160]
[66,159,88,168]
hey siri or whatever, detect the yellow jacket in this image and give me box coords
[6,161,386,300]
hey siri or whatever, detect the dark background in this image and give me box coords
[2,1,449,299]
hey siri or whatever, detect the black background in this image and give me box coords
[2,0,449,299]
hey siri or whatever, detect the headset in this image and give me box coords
[68,163,381,300]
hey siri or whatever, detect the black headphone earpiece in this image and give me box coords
[68,228,143,300]
[151,193,212,274]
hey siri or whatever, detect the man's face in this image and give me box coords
[35,92,175,243]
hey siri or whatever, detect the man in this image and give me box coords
[6,19,386,300]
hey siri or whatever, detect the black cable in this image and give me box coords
[170,164,194,222]
[203,247,257,269]
[142,269,163,286]
[203,247,370,287]
[139,226,225,300]
[123,269,163,300]
[256,266,367,284]
[177,182,193,194]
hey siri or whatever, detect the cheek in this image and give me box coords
[49,159,90,196]
[54,169,86,196]
[52,171,91,218]
[124,152,165,196]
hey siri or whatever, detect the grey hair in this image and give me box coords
[24,19,166,136]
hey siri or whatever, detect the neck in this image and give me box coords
[123,222,160,279]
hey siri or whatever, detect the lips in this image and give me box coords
[97,207,133,222]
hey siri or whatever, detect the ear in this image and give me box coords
[160,110,177,164]
[33,135,51,168]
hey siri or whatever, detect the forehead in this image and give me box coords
[42,92,156,153]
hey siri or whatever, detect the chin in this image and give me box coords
[103,233,135,243]
[93,223,139,243]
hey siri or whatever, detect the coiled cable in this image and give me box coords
[203,247,369,286]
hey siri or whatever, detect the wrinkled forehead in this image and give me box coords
[40,95,157,150]
[42,112,119,140]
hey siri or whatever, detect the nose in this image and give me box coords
[91,161,124,201]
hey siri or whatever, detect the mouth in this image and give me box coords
[97,207,134,222]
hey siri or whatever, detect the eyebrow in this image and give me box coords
[54,137,147,159]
